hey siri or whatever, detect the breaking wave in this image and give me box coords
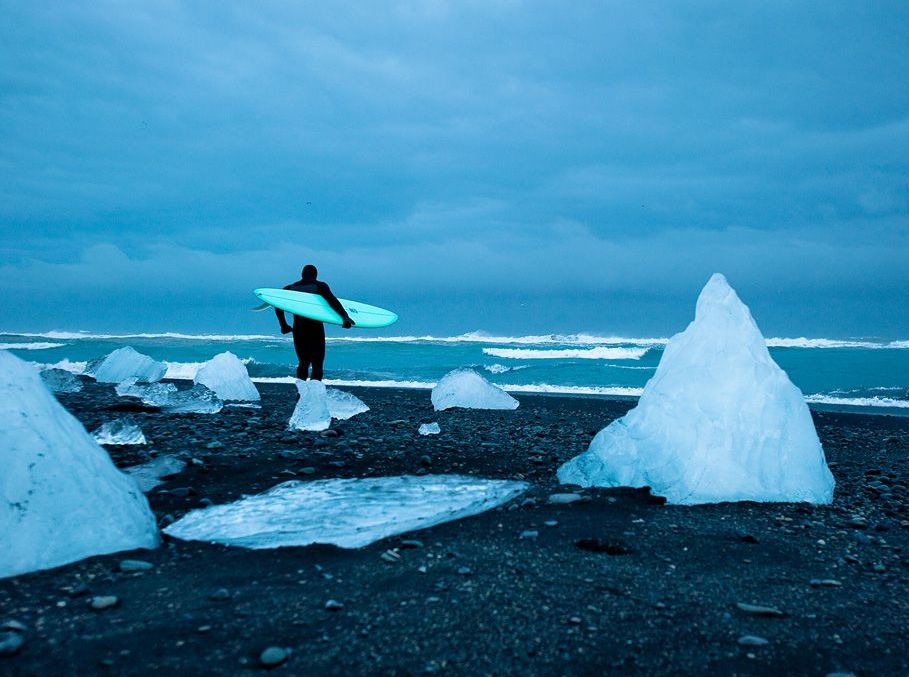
[483,347,649,360]
[0,342,67,350]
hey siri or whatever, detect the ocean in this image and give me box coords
[3,330,908,415]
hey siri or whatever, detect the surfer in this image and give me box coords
[275,265,355,380]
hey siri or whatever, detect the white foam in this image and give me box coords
[35,359,87,374]
[0,342,66,350]
[804,394,909,409]
[484,347,648,360]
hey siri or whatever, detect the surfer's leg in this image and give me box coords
[292,330,311,380]
[309,326,326,381]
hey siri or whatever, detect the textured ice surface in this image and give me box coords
[124,455,187,492]
[40,368,82,393]
[558,274,835,505]
[116,379,223,414]
[85,346,166,384]
[326,388,369,420]
[419,422,441,435]
[0,350,159,578]
[164,475,528,549]
[93,418,147,445]
[289,380,331,431]
[431,369,519,411]
[193,352,259,401]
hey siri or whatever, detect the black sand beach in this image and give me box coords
[2,380,908,675]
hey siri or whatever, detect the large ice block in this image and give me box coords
[193,352,259,401]
[0,350,159,578]
[557,274,835,505]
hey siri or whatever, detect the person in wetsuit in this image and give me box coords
[275,265,354,380]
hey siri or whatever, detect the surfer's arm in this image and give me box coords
[274,307,292,333]
[319,283,355,328]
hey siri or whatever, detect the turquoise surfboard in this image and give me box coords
[254,288,398,328]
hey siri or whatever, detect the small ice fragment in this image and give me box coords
[85,347,166,384]
[326,388,369,420]
[164,475,528,549]
[431,369,519,411]
[40,368,82,393]
[419,422,441,436]
[0,350,159,579]
[117,379,222,414]
[557,273,835,505]
[289,380,331,431]
[93,418,147,445]
[124,455,187,492]
[193,352,259,401]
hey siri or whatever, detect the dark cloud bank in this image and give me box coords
[1,1,907,337]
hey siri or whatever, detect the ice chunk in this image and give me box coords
[288,380,331,431]
[193,351,259,401]
[124,455,187,492]
[431,368,519,411]
[117,379,222,414]
[93,418,147,445]
[326,388,369,420]
[85,346,166,384]
[557,274,835,505]
[40,368,83,393]
[0,350,159,578]
[164,475,528,549]
[419,422,441,435]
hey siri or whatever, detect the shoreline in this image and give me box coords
[2,379,908,674]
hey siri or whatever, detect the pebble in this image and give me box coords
[210,588,232,601]
[400,540,424,549]
[735,602,784,617]
[846,516,868,529]
[119,559,153,572]
[0,621,26,633]
[0,632,25,657]
[259,646,290,667]
[381,550,401,563]
[544,520,559,527]
[457,566,473,576]
[809,579,841,587]
[520,530,539,540]
[321,429,340,438]
[90,595,119,611]
[737,635,769,647]
[324,599,344,611]
[301,467,316,475]
[205,440,224,449]
[418,455,433,467]
[548,493,583,505]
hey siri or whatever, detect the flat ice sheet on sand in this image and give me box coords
[85,346,166,384]
[558,274,835,505]
[431,369,519,411]
[193,351,259,401]
[0,350,159,579]
[326,388,369,420]
[164,475,528,549]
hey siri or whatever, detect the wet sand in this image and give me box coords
[2,380,908,675]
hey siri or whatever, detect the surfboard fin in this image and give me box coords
[250,302,272,312]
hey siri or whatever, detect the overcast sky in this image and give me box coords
[1,1,907,337]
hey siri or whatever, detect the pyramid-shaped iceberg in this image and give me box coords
[557,274,835,505]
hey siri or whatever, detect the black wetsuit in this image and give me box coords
[275,277,349,380]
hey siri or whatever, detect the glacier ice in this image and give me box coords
[193,351,259,401]
[93,418,147,445]
[557,274,835,505]
[431,369,519,411]
[0,350,159,578]
[40,368,82,393]
[124,455,187,492]
[288,380,331,431]
[116,378,223,414]
[163,475,528,549]
[85,346,166,384]
[419,422,441,435]
[326,388,369,420]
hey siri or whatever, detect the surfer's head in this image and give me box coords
[301,264,317,280]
